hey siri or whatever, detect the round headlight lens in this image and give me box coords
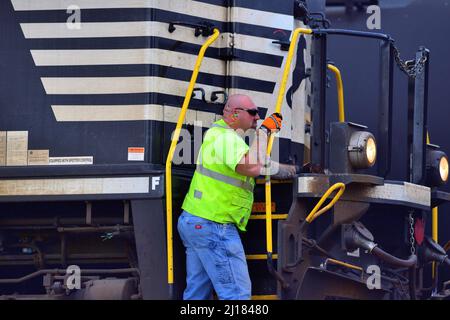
[366,137,377,166]
[439,156,449,182]
[426,149,449,187]
[348,131,377,169]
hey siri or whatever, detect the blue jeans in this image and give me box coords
[177,210,251,300]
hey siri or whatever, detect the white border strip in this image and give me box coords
[297,177,431,208]
[0,177,150,196]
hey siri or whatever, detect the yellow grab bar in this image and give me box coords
[327,64,345,122]
[165,29,220,292]
[305,182,346,223]
[428,132,439,279]
[265,28,313,256]
[325,258,363,273]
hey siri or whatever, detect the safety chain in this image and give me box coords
[392,44,427,78]
[408,211,416,255]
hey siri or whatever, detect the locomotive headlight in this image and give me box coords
[366,136,377,166]
[426,148,449,186]
[348,131,377,169]
[439,155,448,182]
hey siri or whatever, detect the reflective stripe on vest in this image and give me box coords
[196,121,253,192]
[196,164,254,192]
[212,123,227,128]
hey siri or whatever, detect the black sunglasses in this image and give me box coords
[235,107,259,116]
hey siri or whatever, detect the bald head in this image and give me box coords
[223,94,256,116]
[223,94,259,130]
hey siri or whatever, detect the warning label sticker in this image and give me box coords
[128,147,145,161]
[49,156,93,165]
[28,150,49,166]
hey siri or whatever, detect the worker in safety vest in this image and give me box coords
[178,94,297,300]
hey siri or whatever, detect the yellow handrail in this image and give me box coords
[327,64,345,122]
[265,28,312,257]
[165,28,220,293]
[305,182,346,223]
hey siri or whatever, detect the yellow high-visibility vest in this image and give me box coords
[182,119,255,231]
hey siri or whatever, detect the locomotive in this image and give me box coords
[0,0,449,299]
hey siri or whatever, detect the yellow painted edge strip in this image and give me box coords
[252,295,279,300]
[428,132,439,279]
[255,178,293,184]
[432,207,438,279]
[165,29,220,286]
[246,254,278,260]
[432,207,438,244]
[250,214,288,220]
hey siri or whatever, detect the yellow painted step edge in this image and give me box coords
[246,254,278,260]
[252,295,278,300]
[249,214,288,220]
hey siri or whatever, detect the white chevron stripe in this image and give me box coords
[40,76,224,95]
[50,104,293,140]
[12,0,292,30]
[11,1,304,145]
[51,104,219,125]
[41,76,283,117]
[31,48,219,67]
[30,49,280,83]
[20,21,285,58]
[21,21,163,39]
[41,76,282,118]
[40,76,273,106]
[42,76,274,111]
